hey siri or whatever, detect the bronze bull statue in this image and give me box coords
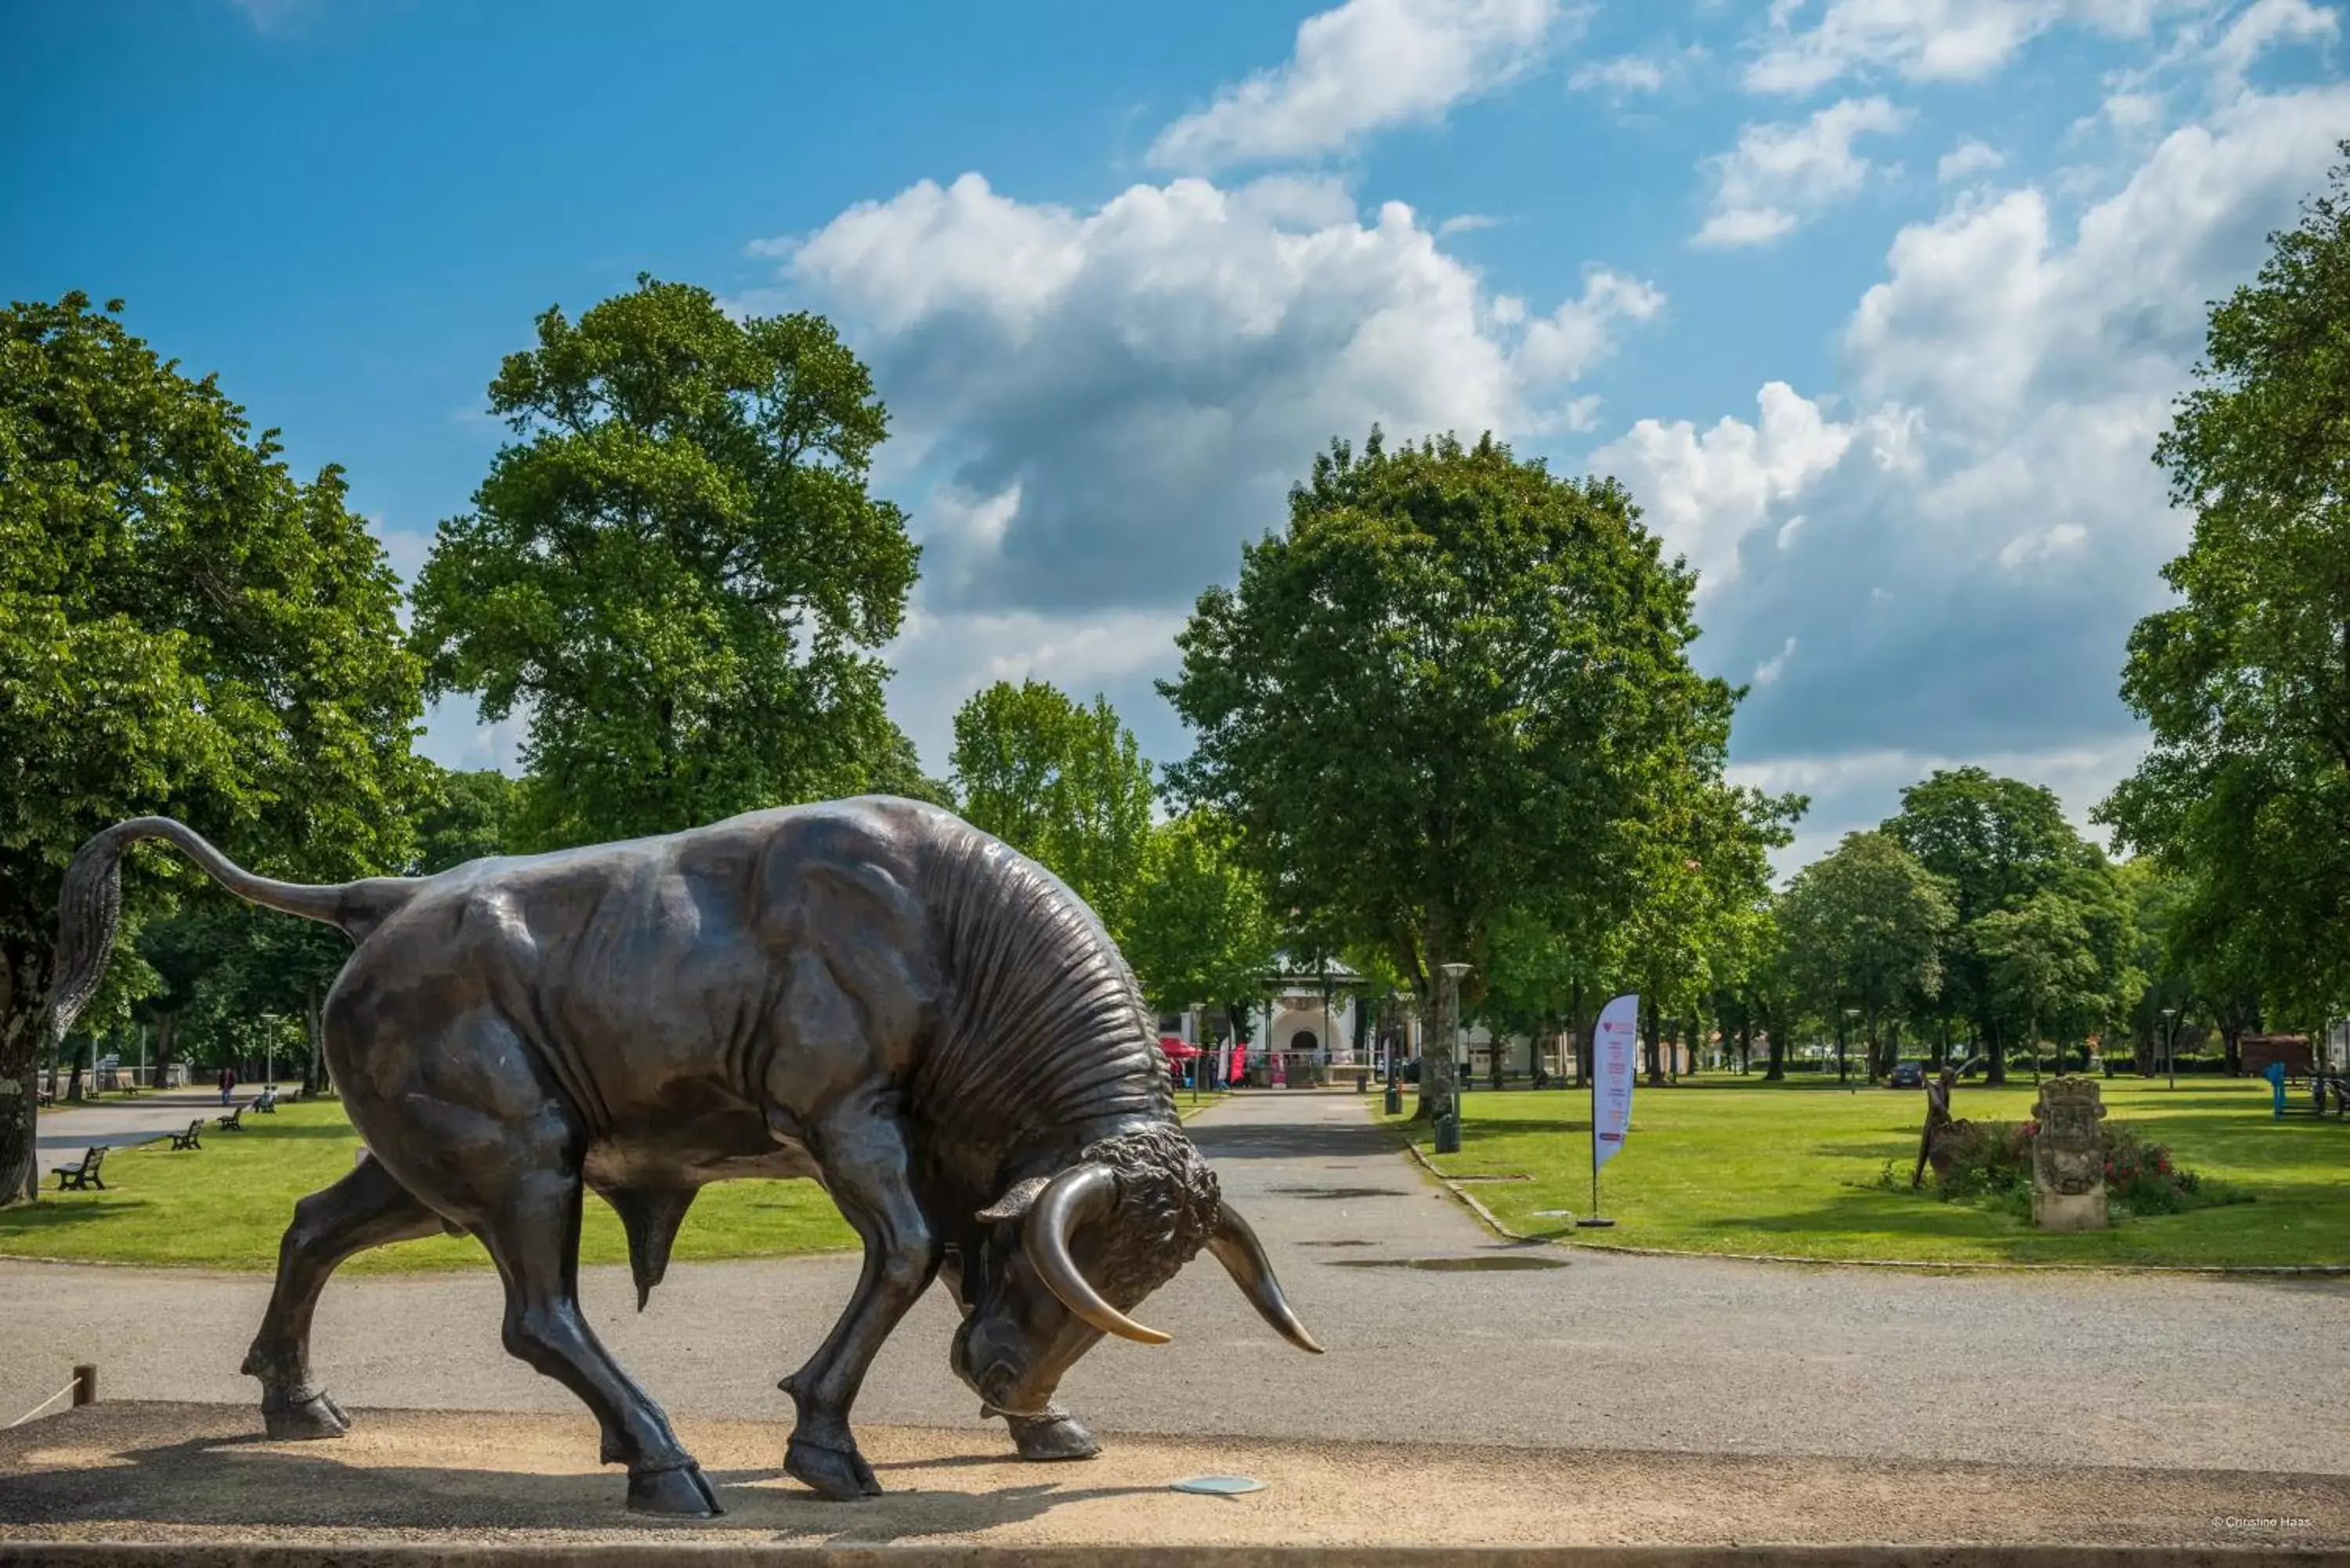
[47,797,1321,1515]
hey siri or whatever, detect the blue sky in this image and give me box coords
[8,0,2347,869]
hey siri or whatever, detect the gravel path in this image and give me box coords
[6,1089,2347,1476]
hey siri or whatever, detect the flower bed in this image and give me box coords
[1918,1118,2250,1220]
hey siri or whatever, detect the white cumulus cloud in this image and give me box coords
[1753,637,1800,686]
[774,169,1664,768]
[1148,0,1574,172]
[1616,81,2350,858]
[1937,137,2006,181]
[2210,0,2340,95]
[1592,381,1900,593]
[1696,96,1909,247]
[1745,0,2199,95]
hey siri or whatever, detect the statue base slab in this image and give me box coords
[6,1400,2345,1552]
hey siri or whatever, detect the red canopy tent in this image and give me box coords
[1158,1036,1202,1060]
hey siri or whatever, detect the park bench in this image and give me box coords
[254,1086,280,1114]
[53,1147,108,1191]
[169,1119,204,1151]
[216,1103,247,1133]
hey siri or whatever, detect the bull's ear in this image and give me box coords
[977,1176,1050,1225]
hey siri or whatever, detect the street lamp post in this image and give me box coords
[1436,961,1472,1154]
[2161,1006,2178,1090]
[1841,1007,1860,1087]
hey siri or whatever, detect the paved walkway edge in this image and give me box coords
[6,1546,2348,1566]
[1394,1139,2350,1276]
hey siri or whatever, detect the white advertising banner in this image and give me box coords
[1592,993,1640,1171]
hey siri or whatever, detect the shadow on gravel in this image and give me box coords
[1188,1115,1394,1162]
[0,1425,1166,1545]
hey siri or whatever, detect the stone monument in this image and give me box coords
[2030,1075,2108,1231]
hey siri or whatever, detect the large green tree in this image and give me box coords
[1776,831,1957,1083]
[410,762,520,874]
[862,719,956,810]
[0,294,422,1200]
[1163,429,1744,1124]
[1121,810,1278,1024]
[410,276,918,851]
[1883,768,2098,1082]
[949,679,1155,940]
[2099,146,2350,1022]
[1968,885,2138,1078]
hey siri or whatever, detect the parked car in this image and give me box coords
[1888,1060,1925,1089]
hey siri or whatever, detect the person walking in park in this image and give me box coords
[217,1064,237,1107]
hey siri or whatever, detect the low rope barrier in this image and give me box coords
[5,1378,80,1430]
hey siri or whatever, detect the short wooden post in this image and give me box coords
[71,1364,96,1407]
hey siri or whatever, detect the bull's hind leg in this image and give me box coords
[475,1165,722,1517]
[778,1089,940,1501]
[242,1152,446,1439]
[337,1004,718,1517]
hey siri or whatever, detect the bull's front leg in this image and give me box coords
[779,1089,939,1500]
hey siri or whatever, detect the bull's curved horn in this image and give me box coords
[1025,1164,1173,1346]
[1208,1201,1324,1355]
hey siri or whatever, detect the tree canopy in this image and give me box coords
[2099,144,2350,1023]
[1163,428,1755,1119]
[1777,831,1956,1082]
[409,276,919,851]
[410,762,520,875]
[1121,810,1278,1021]
[0,292,422,1201]
[949,678,1155,941]
[1882,767,2098,1081]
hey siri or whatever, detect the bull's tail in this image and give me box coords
[48,816,418,1046]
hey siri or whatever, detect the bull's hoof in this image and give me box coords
[1007,1410,1101,1461]
[627,1461,722,1517]
[262,1392,350,1442]
[786,1436,880,1500]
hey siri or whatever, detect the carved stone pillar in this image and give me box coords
[2031,1075,2109,1231]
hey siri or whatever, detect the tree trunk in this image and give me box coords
[1738,1015,1753,1075]
[154,1012,179,1086]
[0,946,56,1207]
[1982,1012,2007,1086]
[1571,980,1592,1085]
[1764,1015,1787,1081]
[1415,972,1457,1125]
[302,982,325,1095]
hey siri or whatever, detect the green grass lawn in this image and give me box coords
[3,1085,1232,1273]
[1380,1075,2350,1267]
[2,1098,856,1273]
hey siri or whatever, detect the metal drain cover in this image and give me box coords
[1173,1474,1268,1496]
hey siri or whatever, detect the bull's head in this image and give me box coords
[950,1123,1321,1417]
